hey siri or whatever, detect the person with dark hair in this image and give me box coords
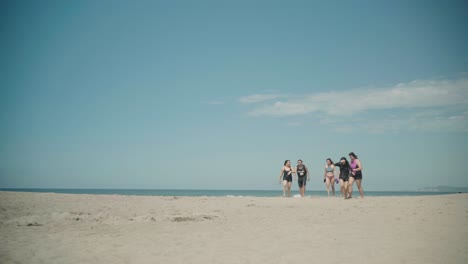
[349,152,364,198]
[335,157,351,199]
[323,158,336,197]
[296,159,310,197]
[278,160,295,197]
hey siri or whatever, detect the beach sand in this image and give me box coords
[0,191,467,264]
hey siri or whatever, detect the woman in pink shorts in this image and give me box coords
[323,158,336,197]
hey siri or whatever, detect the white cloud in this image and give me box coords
[238,94,280,104]
[318,104,468,134]
[240,77,468,133]
[287,122,303,127]
[246,78,468,116]
[332,110,468,134]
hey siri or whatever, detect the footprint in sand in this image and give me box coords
[171,215,218,222]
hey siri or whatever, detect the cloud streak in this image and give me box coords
[246,78,468,117]
[327,109,468,134]
[240,77,468,133]
[238,94,280,104]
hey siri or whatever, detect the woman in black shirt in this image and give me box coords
[335,157,351,199]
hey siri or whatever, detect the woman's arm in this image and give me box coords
[279,167,284,182]
[354,160,363,171]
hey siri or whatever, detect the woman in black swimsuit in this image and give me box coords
[278,160,295,197]
[334,157,351,199]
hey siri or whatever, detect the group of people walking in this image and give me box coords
[278,152,364,199]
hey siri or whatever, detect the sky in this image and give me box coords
[1,0,467,191]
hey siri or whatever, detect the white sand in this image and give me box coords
[0,191,467,264]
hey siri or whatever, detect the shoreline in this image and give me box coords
[0,189,462,198]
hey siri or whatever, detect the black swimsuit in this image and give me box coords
[353,164,363,180]
[297,165,307,187]
[283,168,293,182]
[334,162,351,182]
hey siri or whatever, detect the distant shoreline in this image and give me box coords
[0,188,462,197]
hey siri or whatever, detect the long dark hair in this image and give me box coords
[349,152,358,159]
[340,157,349,167]
[284,160,290,166]
[326,158,333,165]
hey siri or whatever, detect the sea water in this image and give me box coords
[0,188,458,197]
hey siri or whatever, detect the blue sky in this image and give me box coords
[1,0,467,191]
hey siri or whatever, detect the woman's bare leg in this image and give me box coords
[325,178,331,197]
[282,180,287,196]
[339,179,344,197]
[347,177,355,199]
[343,181,349,199]
[331,181,335,196]
[356,179,364,198]
[287,182,292,197]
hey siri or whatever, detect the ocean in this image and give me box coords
[0,188,459,197]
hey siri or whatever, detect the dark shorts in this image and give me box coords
[339,174,349,182]
[352,172,362,180]
[298,176,307,187]
[283,175,292,182]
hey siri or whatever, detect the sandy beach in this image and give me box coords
[0,191,467,264]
